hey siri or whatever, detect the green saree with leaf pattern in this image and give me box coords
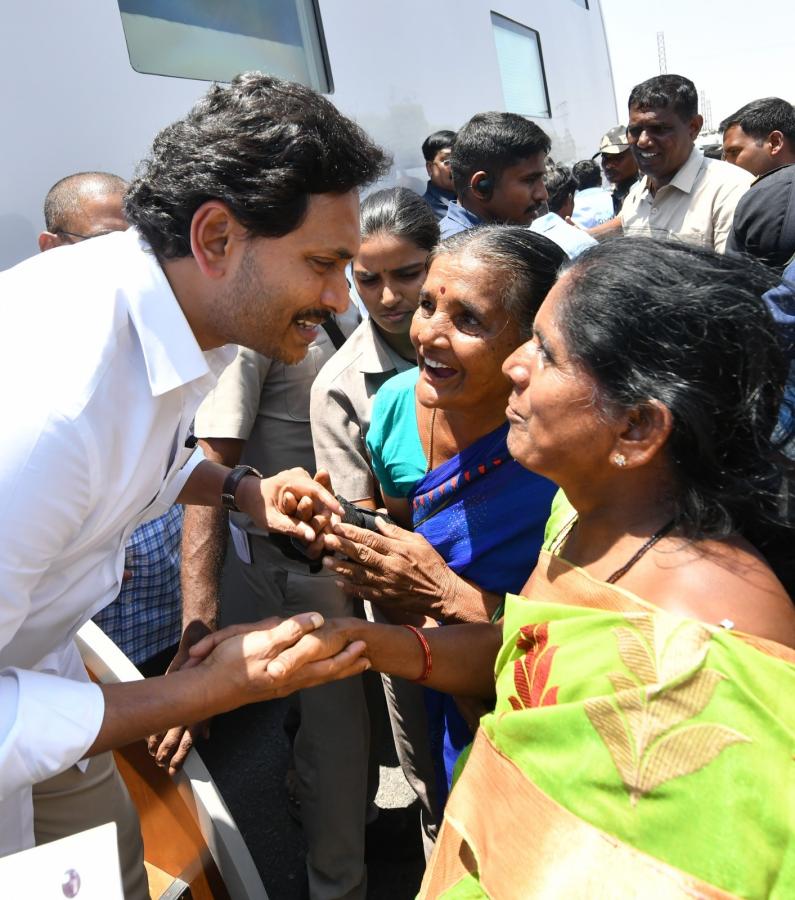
[419,542,795,899]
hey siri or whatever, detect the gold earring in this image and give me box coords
[612,453,627,468]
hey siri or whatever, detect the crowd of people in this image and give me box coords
[1,70,794,900]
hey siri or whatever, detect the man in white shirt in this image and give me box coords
[530,165,598,259]
[590,75,752,252]
[0,72,388,896]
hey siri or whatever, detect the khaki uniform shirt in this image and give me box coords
[310,318,415,502]
[619,147,752,252]
[195,309,359,536]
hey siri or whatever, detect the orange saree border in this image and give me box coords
[528,550,795,666]
[419,730,739,900]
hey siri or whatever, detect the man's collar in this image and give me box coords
[122,229,233,396]
[667,146,704,193]
[447,200,484,227]
[426,181,456,202]
[644,146,703,196]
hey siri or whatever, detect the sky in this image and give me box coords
[600,0,794,132]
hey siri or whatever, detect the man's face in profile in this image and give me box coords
[484,153,549,225]
[216,191,360,364]
[427,148,454,191]
[721,124,772,176]
[601,148,638,185]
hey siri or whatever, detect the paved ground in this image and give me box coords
[197,550,426,899]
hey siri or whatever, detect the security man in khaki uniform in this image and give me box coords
[176,304,371,900]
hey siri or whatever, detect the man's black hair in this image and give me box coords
[422,130,457,162]
[628,74,699,122]
[719,97,795,143]
[450,111,551,196]
[44,172,127,232]
[125,72,390,259]
[572,159,602,190]
[544,166,578,214]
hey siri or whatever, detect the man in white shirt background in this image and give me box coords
[589,75,752,252]
[0,72,388,897]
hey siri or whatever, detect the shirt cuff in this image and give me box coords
[0,668,105,797]
[161,444,206,508]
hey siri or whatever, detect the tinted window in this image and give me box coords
[491,12,550,118]
[118,0,331,92]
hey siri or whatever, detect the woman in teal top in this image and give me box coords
[337,227,564,804]
[365,367,426,497]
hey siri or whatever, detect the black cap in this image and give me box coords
[728,164,795,270]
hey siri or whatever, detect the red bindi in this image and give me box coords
[439,286,446,294]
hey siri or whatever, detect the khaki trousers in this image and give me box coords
[367,604,441,859]
[243,535,370,900]
[32,751,148,900]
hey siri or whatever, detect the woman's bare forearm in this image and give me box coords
[332,618,501,699]
[441,575,502,624]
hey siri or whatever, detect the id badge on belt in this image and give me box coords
[228,519,252,565]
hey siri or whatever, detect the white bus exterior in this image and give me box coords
[1,0,617,270]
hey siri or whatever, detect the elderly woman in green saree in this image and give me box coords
[191,237,795,897]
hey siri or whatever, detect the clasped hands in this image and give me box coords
[150,469,452,773]
[239,466,340,557]
[147,612,368,773]
[321,517,458,622]
[259,465,458,620]
[238,465,453,609]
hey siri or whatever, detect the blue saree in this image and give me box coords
[409,421,557,801]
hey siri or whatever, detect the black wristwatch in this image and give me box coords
[221,465,263,512]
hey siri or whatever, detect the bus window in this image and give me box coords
[490,12,550,118]
[117,0,331,92]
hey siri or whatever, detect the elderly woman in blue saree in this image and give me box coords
[323,226,565,824]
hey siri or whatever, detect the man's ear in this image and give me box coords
[38,231,63,252]
[470,170,493,199]
[688,114,704,141]
[189,201,247,279]
[767,130,786,157]
[425,160,434,178]
[611,399,673,469]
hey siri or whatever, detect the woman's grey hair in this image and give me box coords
[426,225,566,337]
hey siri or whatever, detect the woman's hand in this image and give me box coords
[322,517,460,620]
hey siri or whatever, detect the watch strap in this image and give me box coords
[221,465,263,513]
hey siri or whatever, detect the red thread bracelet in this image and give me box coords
[402,624,432,682]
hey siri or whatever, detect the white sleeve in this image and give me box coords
[712,178,752,254]
[0,410,105,798]
[0,670,104,797]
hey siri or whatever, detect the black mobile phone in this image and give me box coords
[274,496,393,570]
[335,495,394,532]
